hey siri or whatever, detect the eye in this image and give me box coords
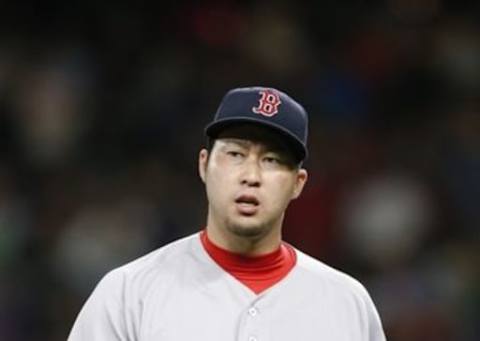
[264,156,280,164]
[227,151,244,158]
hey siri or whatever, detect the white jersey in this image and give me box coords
[68,233,386,341]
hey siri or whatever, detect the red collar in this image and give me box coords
[200,230,296,294]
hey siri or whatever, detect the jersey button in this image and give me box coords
[248,307,258,316]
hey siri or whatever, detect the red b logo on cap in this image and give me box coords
[252,89,281,117]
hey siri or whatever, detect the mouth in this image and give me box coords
[234,195,260,215]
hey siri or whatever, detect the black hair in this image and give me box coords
[205,136,215,153]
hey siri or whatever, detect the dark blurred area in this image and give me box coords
[0,0,479,340]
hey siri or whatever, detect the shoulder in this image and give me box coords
[94,233,202,295]
[293,249,373,301]
[290,250,386,340]
[68,233,204,339]
[120,233,200,272]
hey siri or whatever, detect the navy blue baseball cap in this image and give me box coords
[205,86,309,162]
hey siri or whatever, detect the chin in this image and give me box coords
[226,220,271,239]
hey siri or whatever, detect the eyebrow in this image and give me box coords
[217,138,299,168]
[220,138,289,155]
[219,138,252,149]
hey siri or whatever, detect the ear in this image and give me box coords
[198,149,209,183]
[291,168,308,200]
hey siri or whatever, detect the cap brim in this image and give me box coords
[204,117,307,162]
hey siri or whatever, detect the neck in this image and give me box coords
[206,214,283,256]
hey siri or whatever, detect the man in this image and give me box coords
[68,86,386,340]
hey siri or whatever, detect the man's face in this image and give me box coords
[199,124,308,241]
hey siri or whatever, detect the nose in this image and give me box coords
[240,159,261,187]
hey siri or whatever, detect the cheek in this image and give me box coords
[205,165,233,200]
[268,175,297,207]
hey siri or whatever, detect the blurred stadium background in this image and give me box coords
[0,0,478,340]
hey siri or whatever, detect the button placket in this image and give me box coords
[239,296,268,341]
[240,305,260,341]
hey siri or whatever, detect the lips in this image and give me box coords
[235,195,260,215]
[235,195,259,206]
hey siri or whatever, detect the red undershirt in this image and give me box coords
[200,230,297,294]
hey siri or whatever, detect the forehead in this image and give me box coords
[215,124,291,151]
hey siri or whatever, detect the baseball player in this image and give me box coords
[68,87,386,340]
